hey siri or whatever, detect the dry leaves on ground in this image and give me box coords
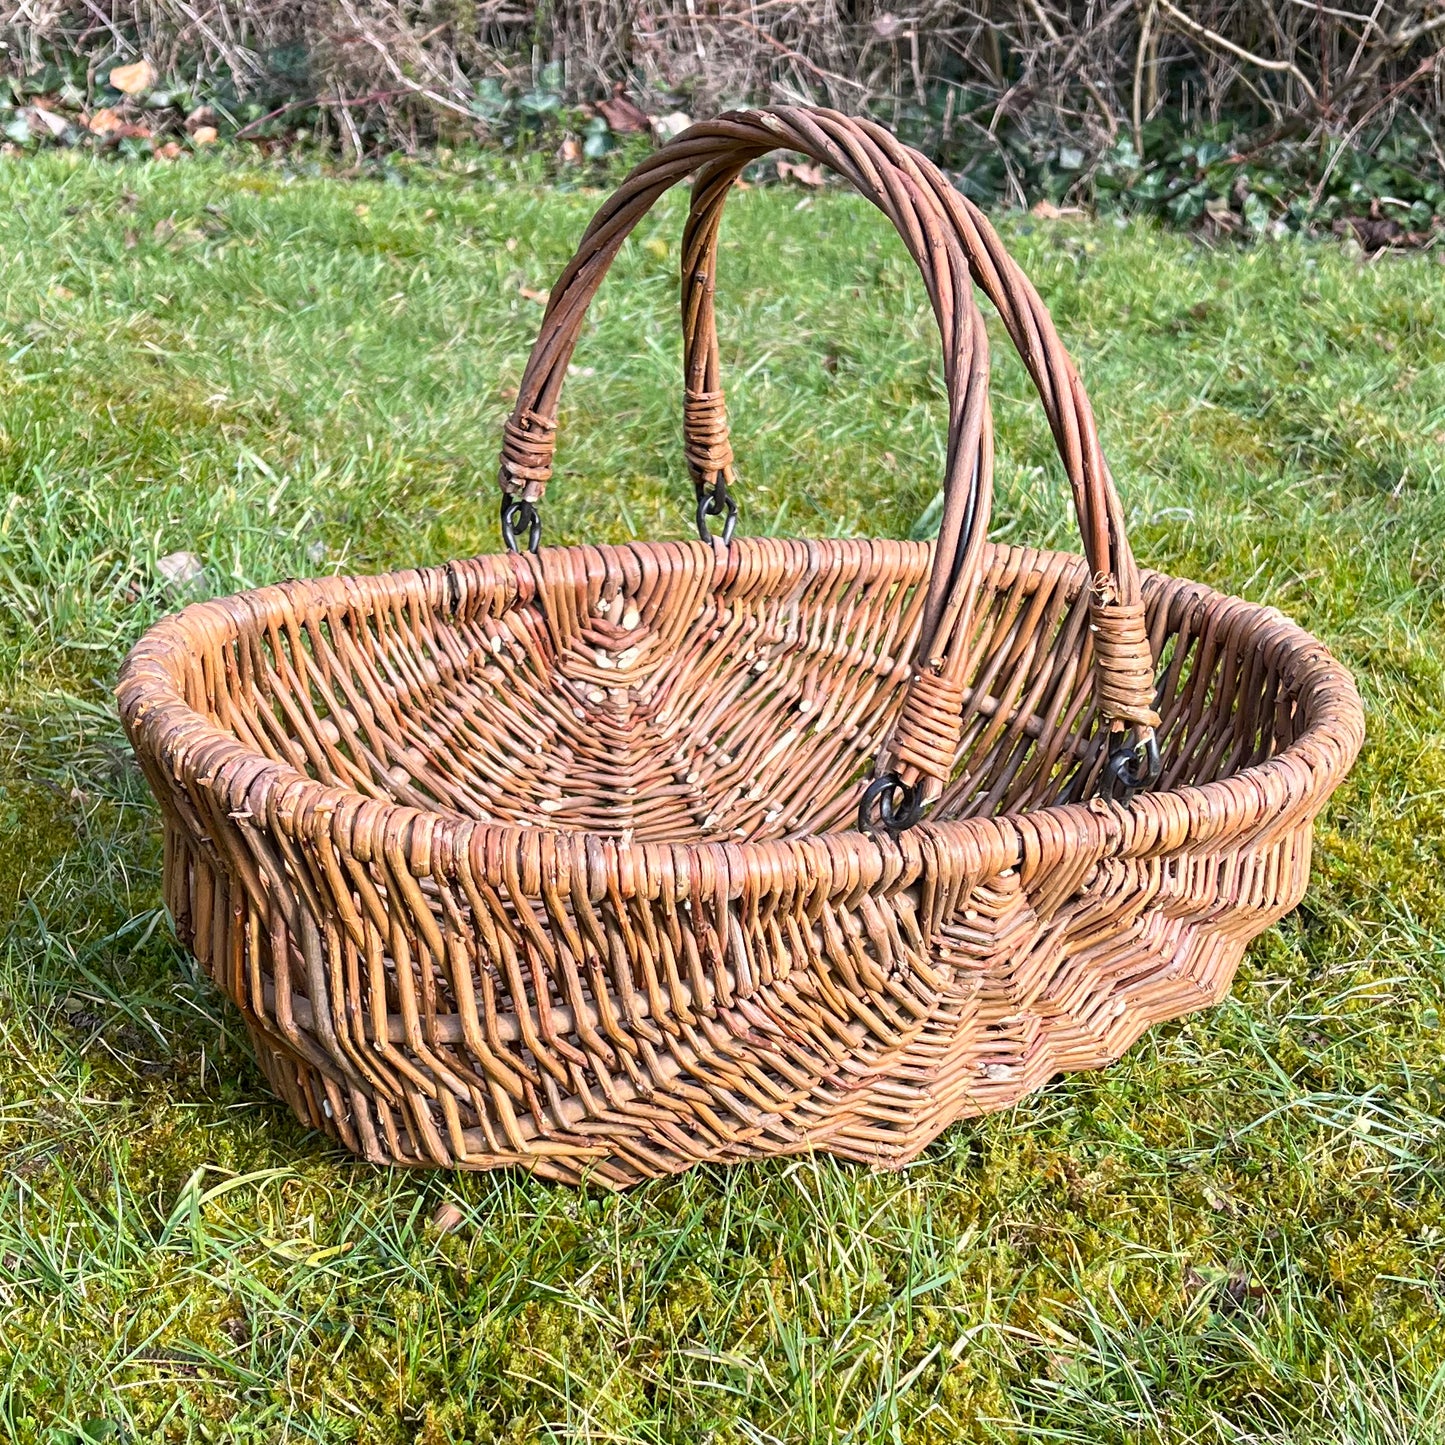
[156,551,207,592]
[431,1201,465,1234]
[1030,200,1083,219]
[597,84,649,135]
[109,60,156,96]
[29,107,70,139]
[777,159,826,188]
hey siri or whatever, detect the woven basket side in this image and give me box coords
[118,538,1362,1182]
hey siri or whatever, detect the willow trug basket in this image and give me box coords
[118,107,1363,1187]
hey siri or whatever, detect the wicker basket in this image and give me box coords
[118,108,1362,1187]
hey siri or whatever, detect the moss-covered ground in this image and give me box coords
[0,150,1442,1443]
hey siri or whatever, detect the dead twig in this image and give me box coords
[1133,0,1158,158]
[1155,0,1321,107]
[5,0,1444,170]
[234,88,412,138]
[655,10,872,96]
[1309,48,1445,206]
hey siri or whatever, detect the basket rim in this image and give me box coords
[116,537,1364,885]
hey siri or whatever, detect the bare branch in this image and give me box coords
[1155,0,1321,105]
[1133,0,1158,158]
[6,0,1443,162]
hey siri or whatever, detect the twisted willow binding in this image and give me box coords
[118,108,1363,1186]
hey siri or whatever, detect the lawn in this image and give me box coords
[0,148,1442,1444]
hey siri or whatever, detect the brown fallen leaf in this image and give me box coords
[1223,1270,1268,1308]
[777,159,825,188]
[519,285,550,305]
[192,126,218,146]
[29,106,70,139]
[100,121,153,142]
[558,136,581,165]
[431,1201,465,1234]
[1028,199,1081,219]
[109,59,156,96]
[597,84,648,134]
[157,551,207,592]
[650,110,692,143]
[87,108,123,136]
[1202,1182,1240,1216]
[155,141,182,160]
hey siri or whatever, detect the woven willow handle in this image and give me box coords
[673,114,1162,779]
[499,106,1159,821]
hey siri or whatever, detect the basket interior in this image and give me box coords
[178,539,1309,842]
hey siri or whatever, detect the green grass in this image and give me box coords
[1,147,1443,1445]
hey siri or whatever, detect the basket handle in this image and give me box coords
[673,115,1162,811]
[498,107,1159,823]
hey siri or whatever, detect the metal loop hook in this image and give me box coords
[859,772,924,834]
[500,495,541,553]
[694,477,739,545]
[1102,729,1162,805]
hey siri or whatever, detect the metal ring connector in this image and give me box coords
[859,772,924,834]
[694,477,739,545]
[1102,729,1162,805]
[501,495,541,553]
